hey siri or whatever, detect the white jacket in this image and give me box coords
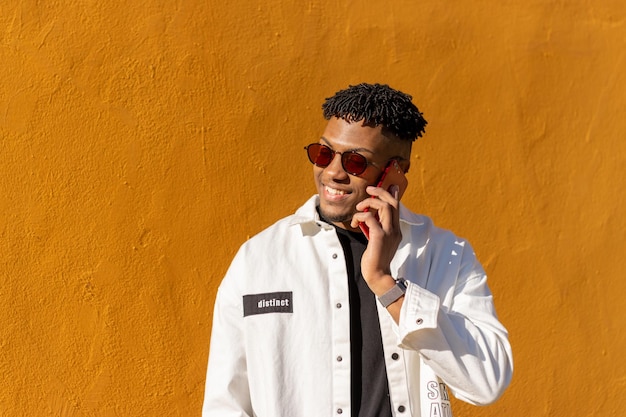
[203,196,513,417]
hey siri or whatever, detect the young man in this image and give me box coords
[202,83,513,416]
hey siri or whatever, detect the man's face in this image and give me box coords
[314,117,411,231]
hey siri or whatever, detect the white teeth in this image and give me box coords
[325,186,346,196]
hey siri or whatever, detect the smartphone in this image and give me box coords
[358,159,408,239]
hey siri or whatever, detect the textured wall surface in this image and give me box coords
[1,0,625,416]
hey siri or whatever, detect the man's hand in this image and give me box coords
[350,185,402,296]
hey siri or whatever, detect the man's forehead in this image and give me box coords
[322,118,411,158]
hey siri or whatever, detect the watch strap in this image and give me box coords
[377,278,407,308]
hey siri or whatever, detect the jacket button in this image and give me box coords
[332,253,338,259]
[416,318,423,325]
[336,356,343,362]
[391,353,399,360]
[337,408,343,414]
[398,405,406,413]
[336,303,342,309]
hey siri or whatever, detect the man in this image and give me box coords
[202,83,513,416]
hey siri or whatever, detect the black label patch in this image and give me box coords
[243,292,293,317]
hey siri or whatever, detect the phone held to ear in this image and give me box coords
[358,159,408,239]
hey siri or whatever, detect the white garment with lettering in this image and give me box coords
[202,196,513,417]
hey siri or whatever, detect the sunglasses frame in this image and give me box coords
[304,143,380,176]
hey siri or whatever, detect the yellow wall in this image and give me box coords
[1,0,624,415]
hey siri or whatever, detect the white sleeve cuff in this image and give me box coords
[398,281,440,341]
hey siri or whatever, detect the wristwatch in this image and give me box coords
[377,278,408,308]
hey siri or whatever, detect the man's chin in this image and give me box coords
[318,205,353,225]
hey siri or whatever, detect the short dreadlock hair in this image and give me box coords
[322,83,427,141]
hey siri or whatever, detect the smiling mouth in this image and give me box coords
[324,185,348,196]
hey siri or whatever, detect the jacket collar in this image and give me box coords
[288,195,426,274]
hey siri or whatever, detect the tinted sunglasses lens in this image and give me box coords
[342,152,368,175]
[307,144,333,167]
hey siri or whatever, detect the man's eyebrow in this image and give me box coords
[320,136,375,154]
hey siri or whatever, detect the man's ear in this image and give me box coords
[400,159,411,174]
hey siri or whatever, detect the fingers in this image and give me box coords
[351,186,401,233]
[357,186,399,210]
[363,185,399,205]
[351,210,378,232]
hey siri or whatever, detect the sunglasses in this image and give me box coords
[304,143,380,176]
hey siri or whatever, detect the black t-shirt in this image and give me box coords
[334,226,393,417]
